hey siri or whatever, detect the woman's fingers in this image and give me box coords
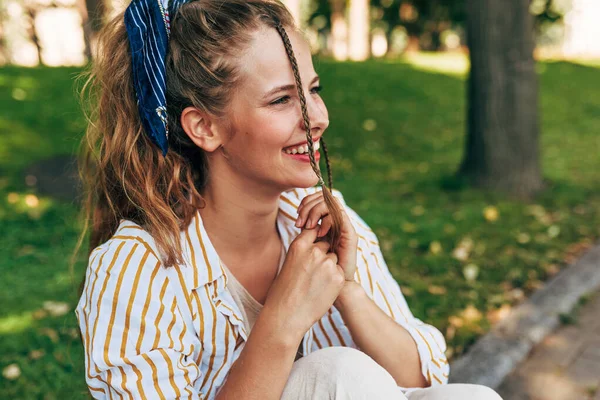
[297,192,322,213]
[296,193,355,241]
[304,200,330,229]
[318,215,333,237]
[296,196,327,228]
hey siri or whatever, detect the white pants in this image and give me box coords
[281,347,503,400]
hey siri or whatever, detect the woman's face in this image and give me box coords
[217,25,329,192]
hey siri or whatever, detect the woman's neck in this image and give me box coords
[198,178,283,260]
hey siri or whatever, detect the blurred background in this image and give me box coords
[1,0,599,398]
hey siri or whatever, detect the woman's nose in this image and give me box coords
[299,91,329,133]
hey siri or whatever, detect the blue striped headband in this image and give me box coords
[124,0,189,156]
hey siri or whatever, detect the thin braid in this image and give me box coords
[274,22,344,254]
[274,23,322,184]
[320,137,333,190]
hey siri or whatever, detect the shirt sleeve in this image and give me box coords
[75,238,204,399]
[332,189,450,389]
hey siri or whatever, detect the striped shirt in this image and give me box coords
[75,186,449,399]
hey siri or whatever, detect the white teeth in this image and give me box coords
[284,140,320,155]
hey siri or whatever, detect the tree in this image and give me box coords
[347,0,370,60]
[328,0,348,60]
[282,0,302,27]
[78,0,107,60]
[459,0,543,199]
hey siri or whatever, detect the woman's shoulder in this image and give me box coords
[81,221,167,302]
[89,220,161,262]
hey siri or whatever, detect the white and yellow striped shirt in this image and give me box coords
[75,187,449,399]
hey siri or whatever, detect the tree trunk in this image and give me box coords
[25,7,43,66]
[347,0,370,61]
[459,0,543,199]
[78,0,106,60]
[329,0,347,61]
[0,10,7,65]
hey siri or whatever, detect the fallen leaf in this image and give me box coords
[68,328,80,339]
[517,233,531,244]
[443,224,456,234]
[463,264,479,282]
[402,222,417,233]
[43,301,70,317]
[7,192,19,204]
[461,304,482,322]
[32,309,48,320]
[2,364,21,380]
[446,325,456,340]
[411,205,425,216]
[509,288,525,302]
[573,205,587,215]
[429,241,443,255]
[382,240,393,252]
[525,280,544,291]
[29,350,45,360]
[448,316,464,328]
[544,263,560,276]
[428,285,447,295]
[487,304,512,324]
[24,194,39,208]
[40,328,59,344]
[547,225,560,238]
[362,119,377,131]
[483,206,499,222]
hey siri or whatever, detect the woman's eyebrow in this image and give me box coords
[262,75,320,99]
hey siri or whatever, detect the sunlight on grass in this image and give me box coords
[0,312,33,334]
[401,52,469,76]
[571,59,600,68]
[1,191,54,219]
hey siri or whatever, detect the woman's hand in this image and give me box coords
[264,227,346,341]
[295,191,358,281]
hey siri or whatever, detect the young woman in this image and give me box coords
[75,0,503,398]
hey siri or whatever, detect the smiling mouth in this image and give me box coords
[282,148,321,163]
[283,140,321,155]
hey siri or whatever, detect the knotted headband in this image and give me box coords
[124,0,189,156]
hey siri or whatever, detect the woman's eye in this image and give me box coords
[270,86,322,106]
[311,85,323,94]
[271,96,290,105]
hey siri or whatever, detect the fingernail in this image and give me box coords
[295,217,302,227]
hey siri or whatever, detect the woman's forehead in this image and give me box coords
[240,26,316,94]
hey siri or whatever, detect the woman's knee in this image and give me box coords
[282,346,406,400]
[304,346,387,378]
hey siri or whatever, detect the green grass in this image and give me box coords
[1,55,599,397]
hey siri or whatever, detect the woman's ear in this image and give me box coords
[180,106,225,152]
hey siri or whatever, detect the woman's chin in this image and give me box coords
[284,175,320,190]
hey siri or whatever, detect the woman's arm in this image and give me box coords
[328,188,450,389]
[215,306,303,400]
[335,281,428,388]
